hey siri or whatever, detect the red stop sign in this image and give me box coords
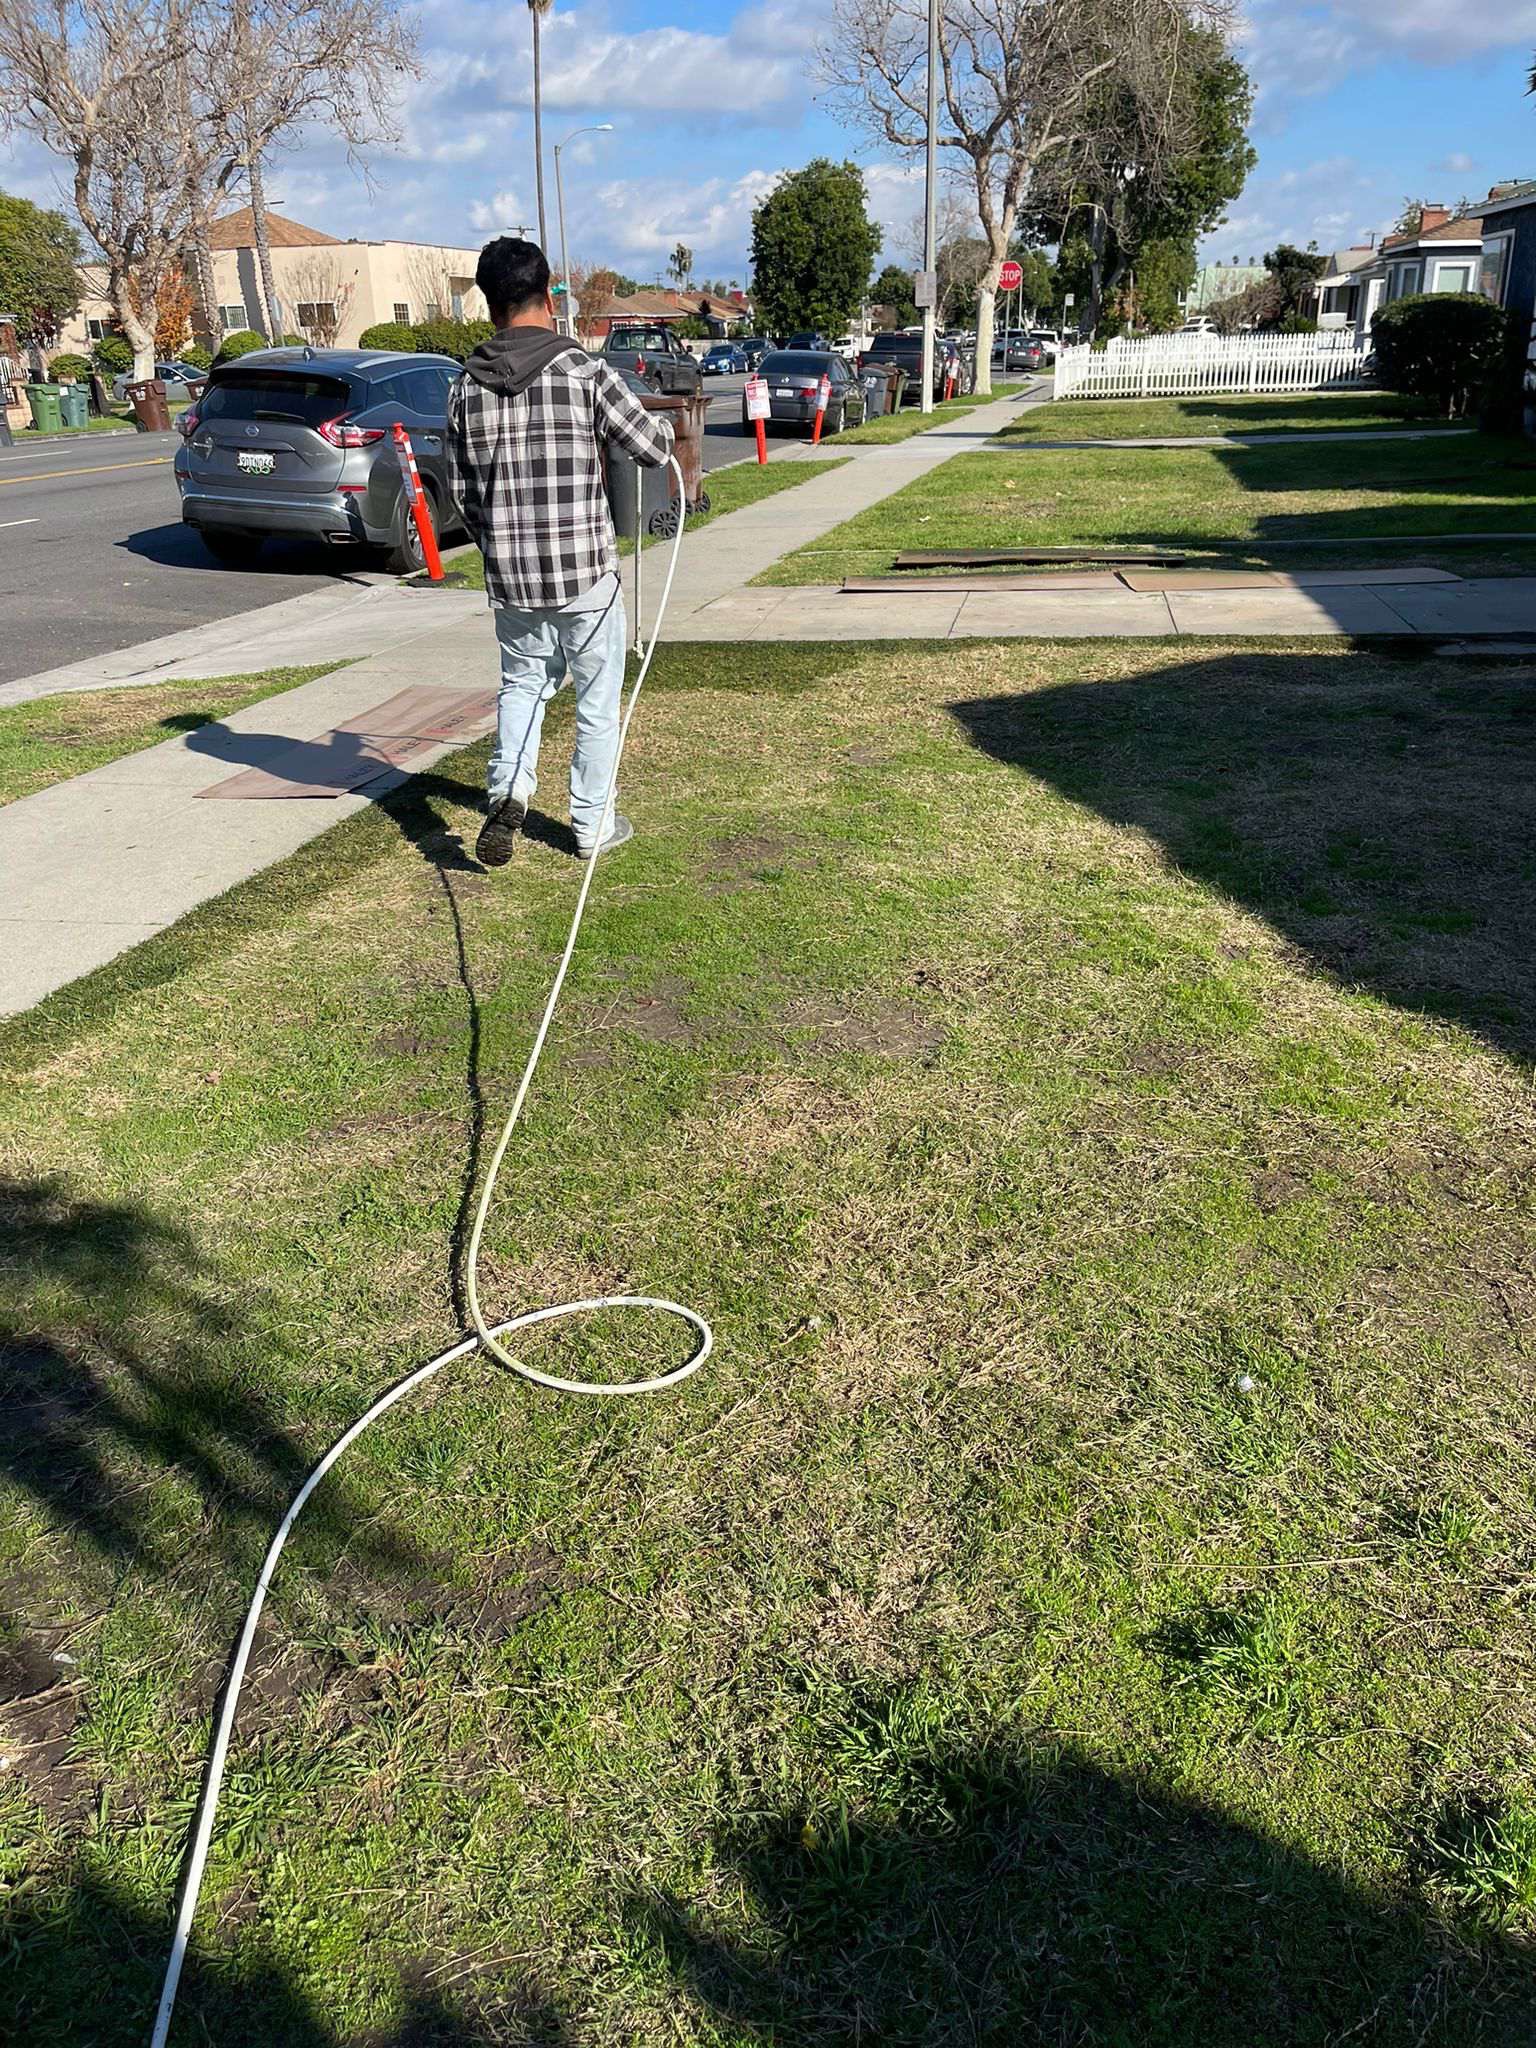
[998,259,1023,292]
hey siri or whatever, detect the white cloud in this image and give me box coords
[1433,152,1478,175]
[1244,0,1536,96]
[1198,154,1393,262]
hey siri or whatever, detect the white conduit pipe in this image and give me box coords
[150,455,707,2048]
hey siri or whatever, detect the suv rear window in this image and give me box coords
[760,352,829,377]
[607,328,670,352]
[200,370,353,427]
[865,335,919,354]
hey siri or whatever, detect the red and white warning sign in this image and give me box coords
[998,258,1024,293]
[744,374,771,420]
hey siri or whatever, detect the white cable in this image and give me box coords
[150,454,706,2048]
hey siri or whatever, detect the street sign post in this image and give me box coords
[998,259,1023,293]
[745,373,770,464]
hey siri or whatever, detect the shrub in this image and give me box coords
[280,332,307,347]
[91,334,132,376]
[1279,311,1318,334]
[357,320,417,353]
[48,353,93,384]
[410,316,492,362]
[179,344,213,372]
[1372,292,1505,418]
[213,329,267,365]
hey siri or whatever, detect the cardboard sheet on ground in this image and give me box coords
[196,685,497,800]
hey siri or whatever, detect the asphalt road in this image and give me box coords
[0,376,771,690]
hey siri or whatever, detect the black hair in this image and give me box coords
[475,237,551,321]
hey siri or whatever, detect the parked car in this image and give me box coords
[112,359,205,404]
[701,342,749,376]
[738,337,770,369]
[785,331,831,352]
[601,323,702,396]
[992,335,1043,373]
[173,346,463,571]
[744,350,866,436]
[1025,330,1059,360]
[858,331,946,405]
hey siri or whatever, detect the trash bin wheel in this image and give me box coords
[647,504,681,538]
[689,491,711,518]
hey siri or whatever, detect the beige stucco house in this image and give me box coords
[54,210,488,359]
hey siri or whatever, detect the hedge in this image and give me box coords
[91,335,132,375]
[213,330,268,365]
[357,320,416,353]
[180,344,213,372]
[411,316,492,361]
[48,354,93,384]
[1371,291,1505,419]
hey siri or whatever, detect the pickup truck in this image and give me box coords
[601,324,702,397]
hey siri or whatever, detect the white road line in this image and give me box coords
[0,517,39,529]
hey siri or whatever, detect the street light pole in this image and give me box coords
[919,0,938,415]
[554,123,614,339]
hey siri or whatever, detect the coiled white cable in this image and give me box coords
[150,455,708,2048]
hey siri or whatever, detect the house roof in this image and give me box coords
[1465,178,1536,222]
[207,208,341,251]
[589,287,750,322]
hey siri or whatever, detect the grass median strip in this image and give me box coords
[3,636,1536,2042]
[429,457,852,593]
[0,664,343,807]
[999,392,1450,441]
[828,380,1024,446]
[758,432,1536,585]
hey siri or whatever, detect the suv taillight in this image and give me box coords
[318,414,385,449]
[177,407,200,438]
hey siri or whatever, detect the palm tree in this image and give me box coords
[669,242,693,290]
[529,0,553,251]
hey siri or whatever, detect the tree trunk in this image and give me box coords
[187,220,219,349]
[532,11,549,252]
[112,261,156,382]
[1087,209,1108,336]
[972,206,1015,398]
[246,148,283,339]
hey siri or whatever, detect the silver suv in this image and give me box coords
[173,346,463,570]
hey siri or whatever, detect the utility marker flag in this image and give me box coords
[745,373,770,464]
[392,422,444,582]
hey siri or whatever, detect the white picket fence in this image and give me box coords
[1053,332,1372,401]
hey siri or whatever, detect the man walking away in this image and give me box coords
[447,237,674,866]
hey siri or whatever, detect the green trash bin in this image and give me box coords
[24,383,63,433]
[58,384,88,429]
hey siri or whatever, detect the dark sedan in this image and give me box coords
[743,350,866,436]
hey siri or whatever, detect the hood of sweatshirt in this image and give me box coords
[462,326,582,396]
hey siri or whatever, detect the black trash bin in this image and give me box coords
[859,364,895,418]
[604,391,712,540]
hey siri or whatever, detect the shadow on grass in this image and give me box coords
[0,1871,573,2046]
[949,647,1536,1067]
[0,1179,428,1584]
[631,1731,1536,2045]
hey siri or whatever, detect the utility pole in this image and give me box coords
[919,0,938,415]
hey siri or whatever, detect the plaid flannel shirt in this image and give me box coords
[447,349,674,609]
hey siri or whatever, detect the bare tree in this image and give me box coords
[0,0,420,374]
[823,0,1233,391]
[229,0,421,340]
[900,189,987,324]
[0,0,239,375]
[287,250,354,342]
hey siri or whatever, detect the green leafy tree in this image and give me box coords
[1262,243,1328,323]
[358,320,418,352]
[91,333,132,375]
[0,190,81,354]
[1023,37,1254,335]
[751,159,880,339]
[1011,247,1053,320]
[1372,292,1505,418]
[212,329,267,365]
[871,262,917,326]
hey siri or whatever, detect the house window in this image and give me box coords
[220,304,248,331]
[296,301,335,331]
[86,317,109,341]
[1481,233,1513,304]
[450,291,464,319]
[422,302,442,322]
[392,301,411,323]
[1387,263,1419,302]
[1433,263,1474,294]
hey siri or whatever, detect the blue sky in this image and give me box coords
[5,0,1536,279]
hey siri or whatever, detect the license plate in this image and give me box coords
[236,451,275,475]
[774,386,796,397]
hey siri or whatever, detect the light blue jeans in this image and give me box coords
[489,582,626,848]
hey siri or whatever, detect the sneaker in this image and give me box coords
[476,794,526,867]
[576,812,634,859]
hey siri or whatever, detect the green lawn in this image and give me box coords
[829,380,1025,446]
[758,432,1536,584]
[430,457,851,591]
[1002,392,1450,441]
[4,638,1536,2042]
[0,667,341,808]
